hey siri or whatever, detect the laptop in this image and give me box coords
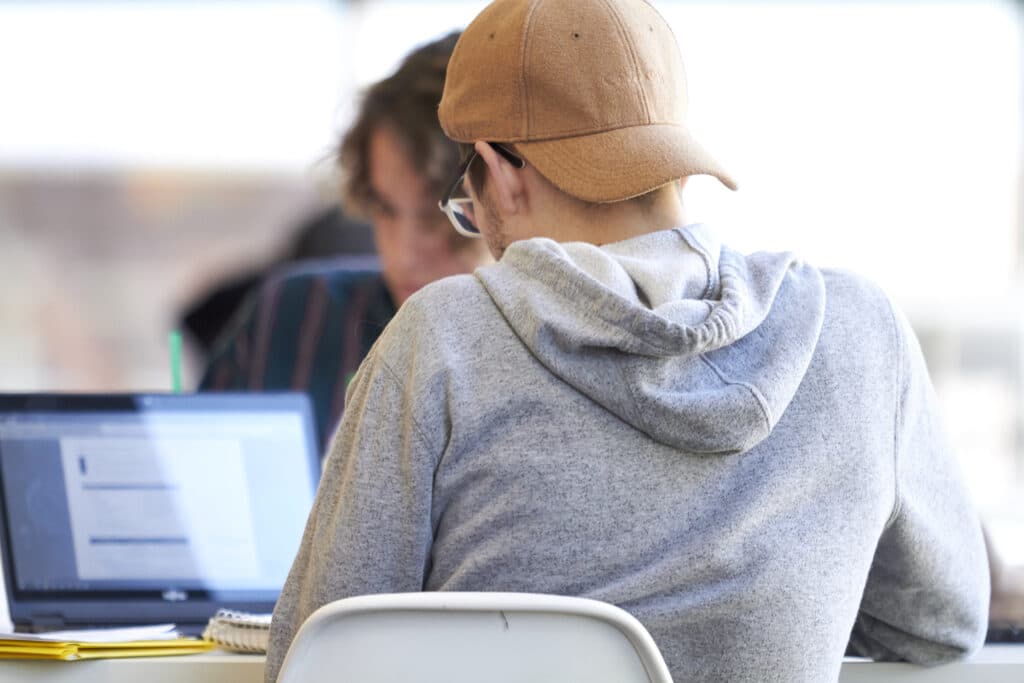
[0,393,320,635]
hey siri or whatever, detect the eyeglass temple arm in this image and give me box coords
[490,143,526,169]
[441,143,526,208]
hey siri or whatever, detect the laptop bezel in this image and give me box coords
[0,392,320,631]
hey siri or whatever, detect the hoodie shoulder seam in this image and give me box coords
[365,331,444,456]
[698,354,773,435]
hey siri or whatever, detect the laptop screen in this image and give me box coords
[0,393,320,630]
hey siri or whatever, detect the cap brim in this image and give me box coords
[514,123,737,203]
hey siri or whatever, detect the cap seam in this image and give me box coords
[599,0,651,124]
[510,120,685,142]
[535,146,701,177]
[647,1,688,109]
[521,0,547,139]
[449,119,687,144]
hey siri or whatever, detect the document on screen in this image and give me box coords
[59,437,259,582]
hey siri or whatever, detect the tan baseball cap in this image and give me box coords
[439,0,737,203]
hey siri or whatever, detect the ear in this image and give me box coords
[475,141,525,215]
[674,176,689,202]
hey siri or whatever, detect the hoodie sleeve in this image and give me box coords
[848,302,990,663]
[264,342,440,683]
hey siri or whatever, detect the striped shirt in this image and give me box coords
[199,259,396,447]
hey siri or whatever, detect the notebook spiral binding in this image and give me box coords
[202,609,272,653]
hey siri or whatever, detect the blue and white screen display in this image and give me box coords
[0,407,317,595]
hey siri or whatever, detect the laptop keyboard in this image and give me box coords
[986,623,1024,643]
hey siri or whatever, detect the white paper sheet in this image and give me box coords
[0,623,179,642]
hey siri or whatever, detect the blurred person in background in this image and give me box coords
[987,527,1024,639]
[180,205,375,357]
[199,32,491,445]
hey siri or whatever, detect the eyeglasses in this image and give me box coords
[438,143,525,238]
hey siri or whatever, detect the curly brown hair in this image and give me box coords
[338,32,460,219]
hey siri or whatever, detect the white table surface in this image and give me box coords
[0,645,1020,682]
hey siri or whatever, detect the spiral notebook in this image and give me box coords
[202,609,271,653]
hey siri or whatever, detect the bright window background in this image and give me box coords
[0,0,1021,560]
[0,1,351,170]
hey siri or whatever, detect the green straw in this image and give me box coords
[169,330,183,393]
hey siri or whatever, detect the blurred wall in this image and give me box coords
[0,170,321,390]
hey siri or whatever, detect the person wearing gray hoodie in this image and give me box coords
[266,1,989,681]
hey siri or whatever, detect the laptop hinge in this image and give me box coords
[26,614,66,632]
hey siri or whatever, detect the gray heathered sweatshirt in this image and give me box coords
[266,225,989,682]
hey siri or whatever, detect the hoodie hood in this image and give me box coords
[474,225,825,454]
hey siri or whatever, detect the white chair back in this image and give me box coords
[275,592,673,683]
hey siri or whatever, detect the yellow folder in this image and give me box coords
[0,636,215,661]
